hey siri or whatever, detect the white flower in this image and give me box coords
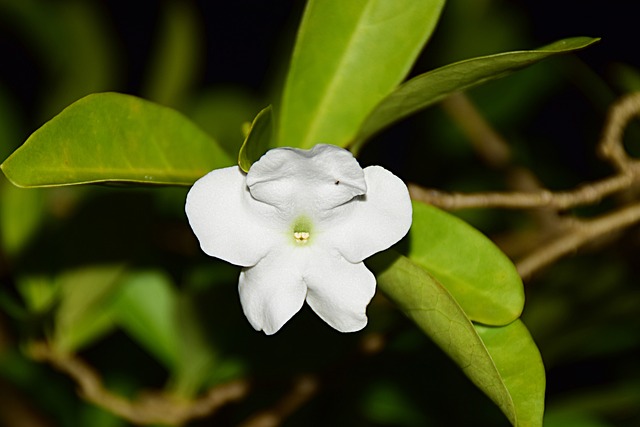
[185,144,412,335]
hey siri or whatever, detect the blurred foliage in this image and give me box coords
[1,0,639,426]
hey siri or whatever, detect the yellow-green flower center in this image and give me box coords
[291,216,312,244]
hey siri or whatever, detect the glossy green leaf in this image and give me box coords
[238,106,273,172]
[278,0,445,149]
[475,321,546,427]
[113,271,180,369]
[371,251,545,427]
[54,265,126,353]
[351,36,600,151]
[408,202,524,325]
[1,92,233,188]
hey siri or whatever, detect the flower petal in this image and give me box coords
[185,166,281,267]
[304,251,376,332]
[246,144,366,215]
[239,250,307,335]
[324,165,412,263]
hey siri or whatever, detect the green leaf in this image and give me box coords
[372,251,545,427]
[408,202,524,325]
[188,88,260,160]
[0,180,45,256]
[351,36,600,152]
[278,0,445,149]
[170,294,217,397]
[17,275,57,314]
[54,265,126,352]
[238,106,273,172]
[143,1,201,108]
[475,321,546,427]
[113,271,180,369]
[1,92,233,188]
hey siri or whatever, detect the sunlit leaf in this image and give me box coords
[408,202,524,325]
[1,92,233,188]
[113,271,180,369]
[351,36,600,151]
[371,251,545,427]
[278,0,445,149]
[238,106,273,172]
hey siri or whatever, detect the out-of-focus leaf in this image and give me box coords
[547,383,640,419]
[611,63,640,92]
[170,294,217,397]
[113,271,179,369]
[0,86,23,161]
[238,106,273,172]
[16,275,57,314]
[371,251,545,427]
[1,93,233,188]
[408,202,524,325]
[351,37,600,151]
[0,182,45,256]
[361,381,428,426]
[187,88,259,160]
[54,265,126,353]
[0,0,118,118]
[143,1,201,108]
[278,0,445,149]
[544,411,612,427]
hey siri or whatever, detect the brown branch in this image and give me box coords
[516,201,640,279]
[409,172,635,210]
[425,91,640,279]
[27,342,249,426]
[599,92,640,171]
[27,332,387,427]
[416,92,640,212]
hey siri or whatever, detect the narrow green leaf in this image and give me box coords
[372,251,545,427]
[113,271,180,369]
[352,36,600,151]
[408,202,524,325]
[1,92,233,188]
[238,106,273,172]
[278,0,445,149]
[54,265,126,353]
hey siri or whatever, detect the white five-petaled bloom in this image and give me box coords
[185,144,412,335]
